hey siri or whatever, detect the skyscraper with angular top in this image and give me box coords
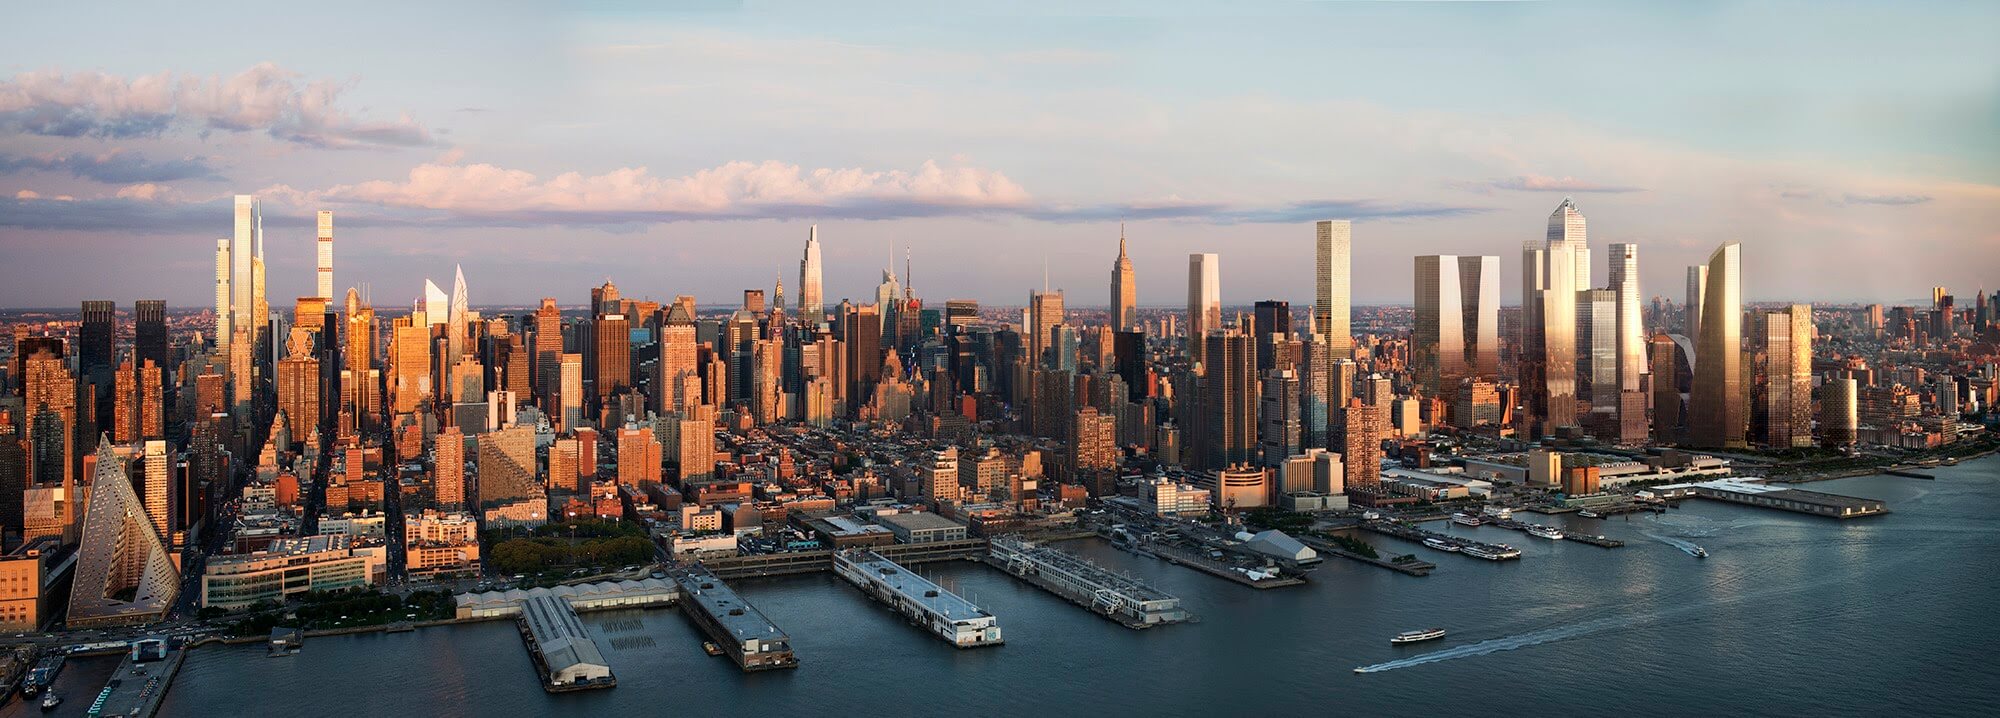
[1688,242,1745,448]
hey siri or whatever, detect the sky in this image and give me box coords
[2,0,1997,309]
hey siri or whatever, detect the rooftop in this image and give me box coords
[876,512,964,532]
[676,567,789,642]
[839,551,993,622]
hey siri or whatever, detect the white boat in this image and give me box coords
[1460,544,1519,560]
[1423,538,1460,552]
[1576,510,1600,518]
[1391,627,1447,645]
[1481,506,1513,520]
[1681,544,1708,559]
[40,692,60,711]
[1451,512,1484,526]
[1527,525,1565,540]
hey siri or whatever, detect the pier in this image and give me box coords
[1882,468,1937,480]
[83,642,182,718]
[517,594,617,692]
[673,565,798,671]
[1298,534,1434,576]
[1689,479,1889,519]
[700,538,989,580]
[1360,521,1521,560]
[986,535,1193,629]
[832,550,1002,648]
[1482,518,1626,548]
[1140,540,1307,588]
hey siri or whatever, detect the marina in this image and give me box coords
[673,566,799,671]
[1482,517,1627,548]
[831,550,1002,648]
[1138,540,1307,589]
[1360,520,1522,561]
[986,535,1193,629]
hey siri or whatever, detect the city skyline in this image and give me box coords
[3,2,1998,307]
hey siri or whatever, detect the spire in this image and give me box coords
[1118,222,1127,258]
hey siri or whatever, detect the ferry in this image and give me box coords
[1423,538,1460,552]
[1527,525,1565,540]
[1451,512,1484,527]
[1681,544,1709,559]
[1481,506,1513,520]
[1460,544,1519,561]
[1391,628,1447,645]
[1576,510,1600,519]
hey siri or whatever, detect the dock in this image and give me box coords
[673,565,798,671]
[1360,521,1521,560]
[986,535,1193,629]
[517,594,617,692]
[698,538,989,580]
[1140,540,1307,589]
[1298,534,1433,576]
[832,550,1002,648]
[84,643,182,718]
[1882,468,1936,480]
[1689,479,1889,519]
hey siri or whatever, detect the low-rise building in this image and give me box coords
[874,512,968,544]
[200,535,377,611]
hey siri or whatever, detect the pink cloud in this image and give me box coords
[0,63,432,148]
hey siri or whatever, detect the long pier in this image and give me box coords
[701,539,989,580]
[673,565,798,671]
[84,645,183,718]
[1140,541,1306,589]
[1298,534,1434,576]
[832,550,1002,648]
[1484,519,1625,548]
[985,535,1193,629]
[1360,521,1521,560]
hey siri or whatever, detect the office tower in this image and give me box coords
[1314,220,1352,358]
[1821,377,1858,448]
[23,349,74,489]
[391,322,431,415]
[1685,265,1708,343]
[448,265,470,360]
[79,300,115,383]
[1458,256,1500,380]
[1413,256,1466,396]
[68,440,179,628]
[658,322,700,413]
[142,439,171,544]
[1067,406,1118,479]
[475,425,539,508]
[1341,398,1384,491]
[1757,305,1814,448]
[533,298,563,406]
[435,425,465,507]
[1865,304,1884,339]
[593,281,621,316]
[1252,300,1291,374]
[134,300,167,371]
[944,300,979,332]
[1110,227,1137,332]
[277,334,321,432]
[1187,253,1221,366]
[315,210,334,300]
[1028,290,1064,370]
[1259,370,1300,467]
[0,425,22,539]
[665,406,717,482]
[1688,243,1745,448]
[421,279,448,326]
[1300,332,1332,449]
[1196,331,1254,470]
[798,225,825,319]
[229,195,261,349]
[214,239,231,348]
[1606,244,1644,389]
[1520,198,1588,437]
[1578,288,1618,415]
[1650,334,1685,443]
[559,354,584,430]
[595,313,631,405]
[113,359,137,443]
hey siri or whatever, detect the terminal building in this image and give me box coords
[518,593,615,691]
[1684,479,1889,519]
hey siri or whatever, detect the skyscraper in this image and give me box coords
[1413,256,1466,396]
[1688,243,1745,448]
[230,194,262,346]
[448,265,470,360]
[799,225,824,320]
[1757,304,1813,448]
[1314,220,1352,358]
[1252,300,1290,374]
[1196,331,1255,470]
[1028,289,1064,371]
[134,300,168,372]
[1187,253,1220,366]
[436,425,466,507]
[1607,243,1644,392]
[534,298,563,406]
[1110,226,1137,332]
[1821,376,1858,448]
[214,238,231,348]
[316,210,334,300]
[1578,288,1619,419]
[1342,397,1384,491]
[1520,199,1588,437]
[1685,265,1708,345]
[68,440,179,628]
[1458,255,1500,380]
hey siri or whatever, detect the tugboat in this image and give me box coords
[40,691,61,711]
[1423,537,1460,552]
[702,641,724,656]
[1527,525,1565,540]
[1391,627,1447,645]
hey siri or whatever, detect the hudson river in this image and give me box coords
[28,458,2000,717]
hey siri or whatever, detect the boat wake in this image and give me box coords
[1352,616,1628,673]
[1641,532,1706,556]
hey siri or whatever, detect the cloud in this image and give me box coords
[1024,198,1489,224]
[300,158,1034,220]
[1840,192,1932,206]
[1471,174,1645,194]
[0,149,220,183]
[0,63,432,148]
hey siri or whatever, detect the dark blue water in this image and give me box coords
[112,458,2000,716]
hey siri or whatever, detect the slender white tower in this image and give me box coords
[799,225,825,319]
[316,210,334,300]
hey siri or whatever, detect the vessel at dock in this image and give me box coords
[1391,627,1447,645]
[986,535,1192,629]
[833,549,1002,648]
[1423,538,1460,552]
[1527,525,1565,540]
[1460,544,1521,561]
[1451,513,1484,526]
